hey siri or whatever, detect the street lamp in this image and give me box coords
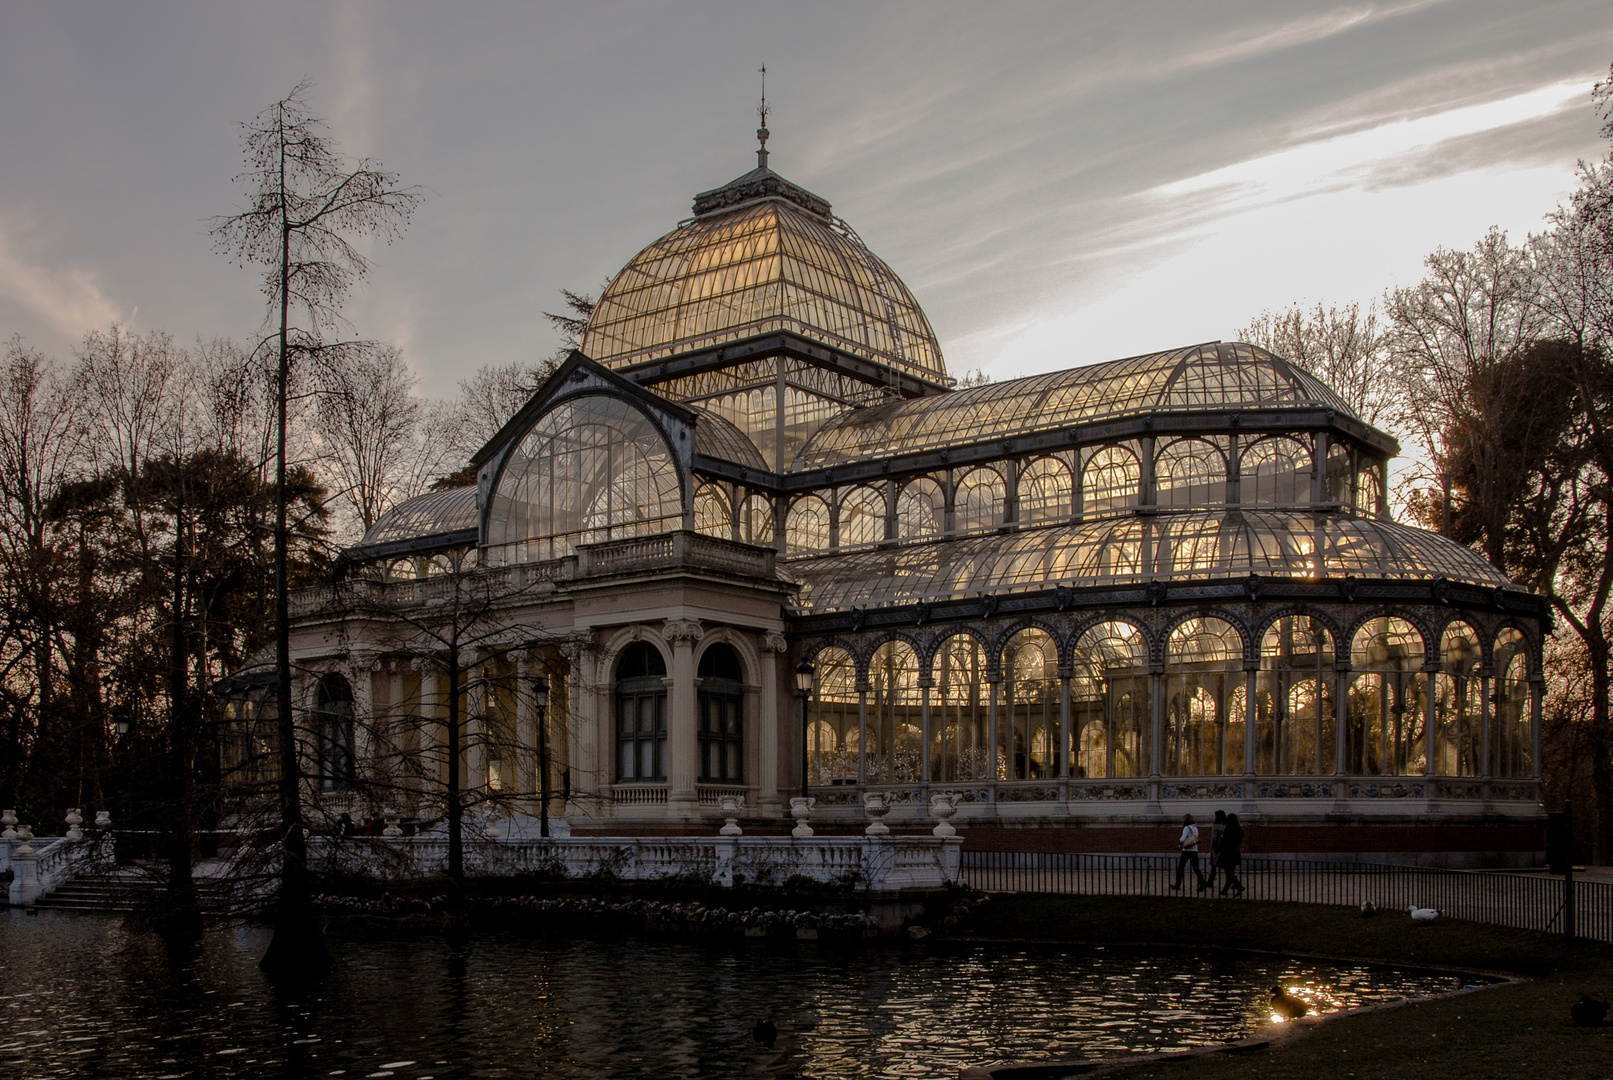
[532,675,551,839]
[795,660,815,799]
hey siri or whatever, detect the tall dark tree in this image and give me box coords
[210,81,420,977]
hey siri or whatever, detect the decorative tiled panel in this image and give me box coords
[998,785,1062,803]
[1068,783,1149,801]
[1253,782,1335,799]
[1346,782,1426,798]
[1434,782,1484,800]
[1164,781,1249,800]
[1487,782,1541,801]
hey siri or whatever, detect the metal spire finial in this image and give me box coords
[756,65,770,170]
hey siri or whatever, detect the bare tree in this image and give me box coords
[210,80,421,977]
[1237,301,1396,427]
[443,360,555,465]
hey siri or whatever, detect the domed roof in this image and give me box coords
[358,487,479,548]
[580,166,947,384]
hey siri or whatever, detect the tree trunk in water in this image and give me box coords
[446,646,463,892]
[161,511,201,940]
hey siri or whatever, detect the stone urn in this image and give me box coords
[381,808,403,838]
[789,796,816,838]
[64,808,84,841]
[863,791,892,836]
[14,823,33,856]
[929,791,960,837]
[719,794,744,836]
[93,810,112,829]
[1,809,16,838]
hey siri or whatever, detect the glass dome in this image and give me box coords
[580,167,946,384]
[359,487,479,547]
[787,510,1509,613]
[795,341,1361,469]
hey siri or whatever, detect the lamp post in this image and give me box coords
[795,660,815,799]
[532,675,551,838]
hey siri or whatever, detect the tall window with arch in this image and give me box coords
[314,674,356,790]
[933,634,990,780]
[1257,616,1335,775]
[806,646,859,784]
[785,494,831,555]
[738,493,774,546]
[953,468,1005,533]
[896,477,944,540]
[1017,457,1074,524]
[839,486,887,548]
[1083,445,1140,514]
[1004,628,1060,780]
[697,644,744,783]
[1435,621,1483,776]
[693,483,732,539]
[868,641,922,782]
[1071,621,1149,778]
[1356,462,1384,517]
[1165,618,1242,776]
[1348,617,1427,776]
[1154,439,1227,508]
[1492,628,1532,778]
[615,642,668,782]
[1240,436,1311,506]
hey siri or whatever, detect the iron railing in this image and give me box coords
[961,851,1613,942]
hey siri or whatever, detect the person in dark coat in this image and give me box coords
[1218,813,1245,896]
[1205,809,1227,892]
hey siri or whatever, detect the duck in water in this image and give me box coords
[1270,985,1309,1020]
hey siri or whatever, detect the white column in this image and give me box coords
[665,619,702,816]
[516,652,537,810]
[1244,668,1258,778]
[759,631,786,814]
[352,660,377,787]
[1334,664,1349,777]
[418,661,442,808]
[388,665,406,795]
[1058,674,1071,780]
[466,651,488,796]
[562,638,598,823]
[1424,669,1438,777]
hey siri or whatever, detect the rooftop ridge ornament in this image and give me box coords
[756,65,771,170]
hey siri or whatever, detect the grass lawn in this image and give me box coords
[953,893,1613,1079]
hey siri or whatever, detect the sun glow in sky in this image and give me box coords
[0,2,1607,397]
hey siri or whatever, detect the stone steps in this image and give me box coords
[34,870,229,913]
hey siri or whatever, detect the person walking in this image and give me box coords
[1170,813,1207,891]
[1205,809,1227,892]
[1219,812,1245,896]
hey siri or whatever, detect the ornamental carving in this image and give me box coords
[664,618,703,645]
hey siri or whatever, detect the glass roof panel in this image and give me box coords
[359,487,479,547]
[691,405,769,470]
[785,511,1506,612]
[793,343,1361,470]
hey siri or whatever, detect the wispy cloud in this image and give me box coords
[0,218,122,339]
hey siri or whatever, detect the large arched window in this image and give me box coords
[697,644,743,783]
[954,468,1005,533]
[1018,457,1074,524]
[1072,621,1149,778]
[868,641,922,783]
[896,477,944,540]
[1357,462,1384,518]
[1083,445,1139,514]
[934,634,990,780]
[1434,621,1483,777]
[1348,617,1426,776]
[1155,439,1226,508]
[786,495,831,554]
[693,483,731,539]
[1004,628,1059,780]
[839,486,887,548]
[739,493,774,546]
[615,642,668,782]
[1240,436,1311,506]
[314,674,355,790]
[1165,618,1242,776]
[1493,628,1532,778]
[486,394,683,561]
[807,646,858,784]
[1258,617,1335,775]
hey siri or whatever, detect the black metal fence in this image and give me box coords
[961,851,1613,943]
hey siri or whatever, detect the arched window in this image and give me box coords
[1166,618,1241,776]
[739,493,774,546]
[1072,621,1148,778]
[1434,621,1483,777]
[934,635,990,780]
[1258,616,1335,775]
[868,641,921,783]
[1357,463,1384,517]
[615,642,668,782]
[807,647,858,784]
[1004,628,1059,780]
[1326,442,1353,504]
[693,483,731,539]
[954,468,1005,533]
[314,674,355,790]
[1155,439,1226,508]
[896,477,944,539]
[1348,617,1426,776]
[1493,628,1532,778]
[785,495,831,554]
[1240,436,1311,506]
[486,393,683,561]
[1018,457,1074,524]
[697,644,743,783]
[1083,445,1140,514]
[839,486,887,548]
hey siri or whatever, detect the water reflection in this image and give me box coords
[2,911,1463,1079]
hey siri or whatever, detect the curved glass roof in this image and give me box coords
[786,510,1507,612]
[580,172,946,383]
[691,405,769,469]
[359,487,479,547]
[794,342,1360,470]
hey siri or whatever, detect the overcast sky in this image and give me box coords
[1,1,1609,397]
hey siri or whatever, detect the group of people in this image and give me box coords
[1170,810,1244,896]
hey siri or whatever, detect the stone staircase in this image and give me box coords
[32,867,228,913]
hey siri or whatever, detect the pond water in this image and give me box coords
[2,911,1468,1079]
